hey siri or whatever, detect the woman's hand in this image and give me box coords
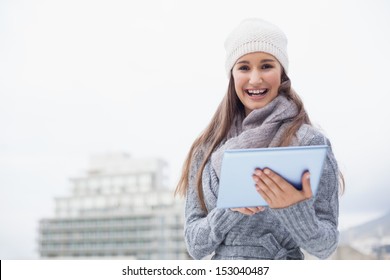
[230,206,265,215]
[253,168,312,209]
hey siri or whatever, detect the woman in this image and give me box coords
[175,18,343,260]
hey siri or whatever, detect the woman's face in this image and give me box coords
[232,52,283,116]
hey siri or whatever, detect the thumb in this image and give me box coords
[301,172,312,199]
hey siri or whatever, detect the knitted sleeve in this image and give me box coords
[269,127,340,259]
[184,154,245,259]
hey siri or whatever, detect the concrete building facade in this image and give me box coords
[38,153,188,259]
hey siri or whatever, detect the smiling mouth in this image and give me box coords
[245,89,268,96]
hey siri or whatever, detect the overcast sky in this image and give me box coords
[1,0,389,259]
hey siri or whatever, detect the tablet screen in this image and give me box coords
[217,145,328,208]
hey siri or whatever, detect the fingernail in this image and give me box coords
[264,169,270,175]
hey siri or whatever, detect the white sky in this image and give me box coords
[1,0,389,258]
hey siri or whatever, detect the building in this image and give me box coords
[38,153,189,259]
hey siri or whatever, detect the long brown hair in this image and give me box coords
[175,71,343,211]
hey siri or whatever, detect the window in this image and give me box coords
[125,175,137,188]
[138,174,151,187]
[112,176,124,191]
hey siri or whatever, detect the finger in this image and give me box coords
[254,169,280,197]
[231,208,256,215]
[245,207,260,214]
[256,184,272,205]
[252,177,271,207]
[262,168,286,192]
[230,208,244,214]
[252,173,261,183]
[246,207,264,213]
[301,172,313,199]
[254,174,276,200]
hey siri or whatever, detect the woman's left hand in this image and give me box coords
[230,206,266,216]
[253,168,312,209]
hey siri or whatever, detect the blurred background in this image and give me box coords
[1,0,389,259]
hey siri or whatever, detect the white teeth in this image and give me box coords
[247,89,267,94]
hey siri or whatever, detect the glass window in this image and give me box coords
[112,176,124,188]
[146,194,158,207]
[107,196,118,207]
[133,195,144,207]
[73,185,81,196]
[96,196,106,208]
[88,178,99,189]
[80,197,90,210]
[70,198,80,209]
[138,174,151,187]
[159,193,173,205]
[121,195,131,207]
[101,177,111,188]
[125,175,136,187]
[75,179,85,189]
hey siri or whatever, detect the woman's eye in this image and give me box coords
[261,64,273,69]
[238,65,250,71]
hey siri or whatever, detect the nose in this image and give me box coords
[249,69,262,85]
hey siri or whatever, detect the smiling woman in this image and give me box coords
[175,18,343,260]
[232,53,283,116]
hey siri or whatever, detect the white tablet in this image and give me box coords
[216,145,328,208]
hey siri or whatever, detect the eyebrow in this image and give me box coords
[236,59,276,64]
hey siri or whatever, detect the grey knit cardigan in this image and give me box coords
[184,124,340,260]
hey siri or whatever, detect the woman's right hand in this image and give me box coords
[230,206,265,215]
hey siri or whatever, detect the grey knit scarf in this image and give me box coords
[211,95,298,178]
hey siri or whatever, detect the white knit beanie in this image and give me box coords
[224,18,288,77]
